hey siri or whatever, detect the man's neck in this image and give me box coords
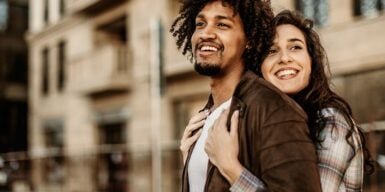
[210,67,244,110]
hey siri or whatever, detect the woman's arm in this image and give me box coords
[180,110,208,164]
[230,169,267,192]
[317,109,359,191]
[205,109,266,192]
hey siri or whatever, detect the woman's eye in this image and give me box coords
[290,45,302,50]
[268,49,277,55]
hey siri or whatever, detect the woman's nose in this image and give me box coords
[279,50,293,64]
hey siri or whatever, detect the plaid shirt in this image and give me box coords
[230,108,364,192]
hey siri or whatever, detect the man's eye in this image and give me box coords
[217,23,229,28]
[195,21,205,27]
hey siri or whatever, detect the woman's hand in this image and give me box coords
[205,109,243,184]
[180,110,209,164]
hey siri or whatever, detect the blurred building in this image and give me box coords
[26,0,385,191]
[0,0,29,190]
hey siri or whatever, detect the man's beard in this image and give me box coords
[194,62,221,76]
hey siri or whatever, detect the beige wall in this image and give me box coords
[329,0,354,24]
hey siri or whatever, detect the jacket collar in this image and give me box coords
[200,70,257,117]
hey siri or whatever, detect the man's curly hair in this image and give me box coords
[170,0,274,72]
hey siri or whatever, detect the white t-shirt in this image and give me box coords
[188,98,232,192]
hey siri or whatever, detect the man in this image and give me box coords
[170,0,322,191]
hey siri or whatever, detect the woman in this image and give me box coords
[181,10,373,191]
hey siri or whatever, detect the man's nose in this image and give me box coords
[200,25,216,40]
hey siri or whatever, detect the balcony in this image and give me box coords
[322,15,385,75]
[67,0,127,14]
[68,44,131,96]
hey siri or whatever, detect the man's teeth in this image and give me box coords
[276,69,297,78]
[200,46,218,51]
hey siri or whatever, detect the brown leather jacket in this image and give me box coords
[182,71,321,192]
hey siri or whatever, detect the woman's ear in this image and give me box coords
[246,42,251,50]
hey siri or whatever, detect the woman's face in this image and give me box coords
[261,24,311,95]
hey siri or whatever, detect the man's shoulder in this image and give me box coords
[237,72,306,119]
[237,71,289,99]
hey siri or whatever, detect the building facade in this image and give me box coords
[27,0,385,191]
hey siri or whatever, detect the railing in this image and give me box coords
[67,0,100,13]
[67,0,126,14]
[68,43,131,94]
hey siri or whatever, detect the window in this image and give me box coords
[5,2,28,35]
[57,41,66,91]
[43,120,65,184]
[44,123,63,148]
[354,0,385,17]
[381,0,385,10]
[97,122,128,192]
[6,53,27,83]
[96,16,128,73]
[43,0,49,24]
[59,0,65,17]
[296,0,329,26]
[99,123,126,145]
[0,0,8,32]
[42,48,49,95]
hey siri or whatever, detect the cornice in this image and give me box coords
[26,16,86,43]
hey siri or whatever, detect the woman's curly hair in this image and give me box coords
[170,0,274,71]
[264,10,374,174]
